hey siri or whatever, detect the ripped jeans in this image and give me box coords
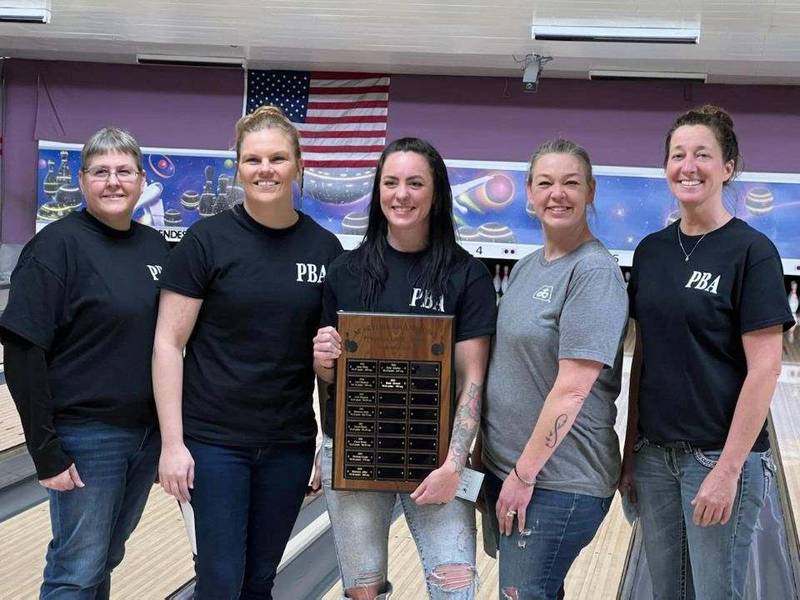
[483,470,612,600]
[321,435,477,599]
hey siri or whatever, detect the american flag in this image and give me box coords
[245,70,389,168]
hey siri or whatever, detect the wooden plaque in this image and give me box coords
[333,311,454,492]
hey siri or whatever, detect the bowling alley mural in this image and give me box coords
[36,142,800,271]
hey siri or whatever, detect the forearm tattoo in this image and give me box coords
[448,382,482,474]
[545,414,568,449]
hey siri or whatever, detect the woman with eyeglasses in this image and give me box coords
[1,127,169,599]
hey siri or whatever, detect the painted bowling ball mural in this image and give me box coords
[456,173,515,214]
[478,174,515,209]
[477,222,515,243]
[745,187,774,215]
[303,167,374,220]
[456,226,480,242]
[342,211,369,236]
[34,144,800,270]
[444,170,529,245]
[744,185,777,240]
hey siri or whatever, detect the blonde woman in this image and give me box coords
[154,106,342,599]
[482,139,628,600]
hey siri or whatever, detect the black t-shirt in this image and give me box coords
[159,206,343,446]
[0,209,170,426]
[320,244,497,437]
[629,218,793,451]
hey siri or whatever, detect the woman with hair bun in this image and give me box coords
[621,105,793,599]
[154,106,342,599]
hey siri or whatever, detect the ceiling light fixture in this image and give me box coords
[589,70,707,82]
[0,1,50,24]
[136,54,245,69]
[532,24,700,44]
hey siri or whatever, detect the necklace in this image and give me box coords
[677,227,707,262]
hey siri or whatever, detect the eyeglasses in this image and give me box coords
[83,167,140,182]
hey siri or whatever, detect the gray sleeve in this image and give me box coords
[558,267,628,367]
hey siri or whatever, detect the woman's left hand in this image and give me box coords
[496,473,534,536]
[691,464,739,527]
[410,462,461,505]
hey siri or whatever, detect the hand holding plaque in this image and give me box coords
[333,312,454,493]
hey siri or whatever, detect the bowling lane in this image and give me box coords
[0,385,24,453]
[620,335,800,599]
[0,484,195,600]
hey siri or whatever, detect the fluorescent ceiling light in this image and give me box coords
[0,1,50,24]
[589,70,707,82]
[532,24,700,44]
[136,55,245,69]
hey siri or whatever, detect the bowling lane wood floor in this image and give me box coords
[321,332,800,600]
[3,334,800,598]
[772,332,800,546]
[0,381,328,599]
[0,484,195,600]
[322,353,635,600]
[0,384,25,452]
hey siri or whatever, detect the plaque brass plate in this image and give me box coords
[333,312,454,492]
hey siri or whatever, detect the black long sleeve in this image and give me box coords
[4,333,72,479]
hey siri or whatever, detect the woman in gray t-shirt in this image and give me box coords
[481,139,628,599]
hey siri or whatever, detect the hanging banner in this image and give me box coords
[429,160,800,274]
[36,142,800,272]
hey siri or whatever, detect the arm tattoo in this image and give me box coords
[545,414,568,448]
[448,382,482,474]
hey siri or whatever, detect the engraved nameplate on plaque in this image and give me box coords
[333,312,453,492]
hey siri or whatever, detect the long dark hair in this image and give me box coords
[349,137,463,309]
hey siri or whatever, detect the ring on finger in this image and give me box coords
[505,509,517,518]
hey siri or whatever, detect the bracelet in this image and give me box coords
[514,465,535,487]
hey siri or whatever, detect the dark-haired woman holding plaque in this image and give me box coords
[313,137,496,600]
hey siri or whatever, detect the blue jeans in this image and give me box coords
[483,471,612,600]
[185,437,314,600]
[633,439,773,600]
[41,421,159,600]
[321,436,477,599]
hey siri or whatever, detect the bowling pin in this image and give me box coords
[500,265,509,295]
[493,264,501,305]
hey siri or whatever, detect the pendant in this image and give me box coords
[685,257,689,262]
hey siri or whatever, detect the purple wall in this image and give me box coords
[387,75,800,171]
[3,59,799,243]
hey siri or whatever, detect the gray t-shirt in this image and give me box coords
[483,240,628,498]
